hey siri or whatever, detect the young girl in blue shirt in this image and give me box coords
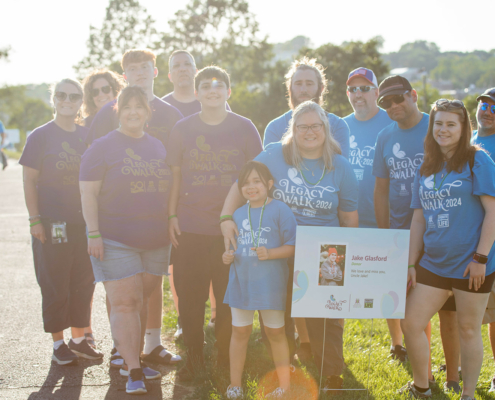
[223,161,297,399]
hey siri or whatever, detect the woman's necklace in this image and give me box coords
[248,198,268,248]
[300,165,326,186]
[433,170,451,191]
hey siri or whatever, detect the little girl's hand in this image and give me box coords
[253,246,270,261]
[222,250,235,265]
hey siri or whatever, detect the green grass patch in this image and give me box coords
[4,149,21,159]
[162,280,494,399]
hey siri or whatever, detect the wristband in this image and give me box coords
[30,220,42,227]
[88,234,102,239]
[473,252,488,264]
[29,215,41,221]
[220,217,233,224]
[408,264,415,269]
[168,214,177,220]
[220,214,232,221]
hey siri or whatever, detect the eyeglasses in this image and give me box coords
[54,92,82,103]
[435,98,465,110]
[480,102,495,114]
[91,85,112,97]
[296,123,324,133]
[378,91,410,109]
[347,86,375,93]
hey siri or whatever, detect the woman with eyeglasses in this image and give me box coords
[19,79,103,365]
[221,100,358,392]
[400,99,495,400]
[81,69,125,128]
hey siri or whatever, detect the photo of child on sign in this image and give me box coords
[318,244,346,287]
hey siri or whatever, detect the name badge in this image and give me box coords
[51,221,68,244]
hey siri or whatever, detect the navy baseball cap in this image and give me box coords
[477,88,495,103]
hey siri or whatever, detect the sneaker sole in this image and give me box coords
[126,386,147,395]
[71,349,104,360]
[52,355,78,365]
[120,369,161,380]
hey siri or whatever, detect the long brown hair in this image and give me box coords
[420,100,480,176]
[82,69,125,118]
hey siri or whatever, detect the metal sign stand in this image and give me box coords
[318,319,374,399]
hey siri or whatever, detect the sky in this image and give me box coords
[0,0,491,86]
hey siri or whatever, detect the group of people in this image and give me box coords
[18,45,495,399]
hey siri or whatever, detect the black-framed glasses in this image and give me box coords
[54,92,82,103]
[378,91,410,109]
[347,86,375,93]
[296,123,324,133]
[91,85,112,97]
[435,98,465,110]
[480,102,495,114]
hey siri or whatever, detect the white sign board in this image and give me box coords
[291,226,409,319]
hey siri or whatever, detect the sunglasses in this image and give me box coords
[91,85,112,97]
[54,92,82,103]
[435,98,465,110]
[378,91,410,109]
[347,86,375,93]
[480,102,495,114]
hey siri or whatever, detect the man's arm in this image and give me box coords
[374,177,390,229]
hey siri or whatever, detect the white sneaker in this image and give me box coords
[266,387,287,398]
[174,325,183,339]
[226,385,243,399]
[208,317,216,328]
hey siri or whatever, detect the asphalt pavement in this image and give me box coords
[0,159,193,399]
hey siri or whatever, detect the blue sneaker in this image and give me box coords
[52,343,78,365]
[120,362,161,380]
[126,368,147,395]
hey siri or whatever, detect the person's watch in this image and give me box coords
[473,253,489,264]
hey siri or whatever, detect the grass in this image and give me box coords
[4,149,21,159]
[162,279,495,399]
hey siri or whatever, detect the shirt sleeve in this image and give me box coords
[330,116,350,159]
[337,159,359,212]
[263,119,281,148]
[86,106,118,146]
[19,129,45,171]
[410,166,422,209]
[372,131,389,179]
[167,124,183,167]
[0,121,5,134]
[279,204,297,246]
[473,150,495,197]
[79,141,107,181]
[244,121,263,161]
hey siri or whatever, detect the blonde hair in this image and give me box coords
[281,101,341,171]
[285,57,328,109]
[50,78,83,125]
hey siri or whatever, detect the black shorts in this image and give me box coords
[416,264,495,294]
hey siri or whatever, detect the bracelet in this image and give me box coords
[29,215,41,221]
[30,220,42,227]
[220,217,233,224]
[88,234,102,239]
[408,264,415,269]
[168,214,177,220]
[220,215,232,220]
[88,230,99,234]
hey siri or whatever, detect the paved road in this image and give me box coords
[0,160,193,399]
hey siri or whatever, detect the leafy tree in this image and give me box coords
[299,37,389,117]
[383,41,440,71]
[463,93,481,128]
[0,46,11,61]
[411,80,441,113]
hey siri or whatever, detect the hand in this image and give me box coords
[169,217,181,248]
[222,250,234,265]
[463,261,486,291]
[221,219,239,252]
[252,246,270,261]
[88,236,104,261]
[407,267,416,292]
[31,222,46,244]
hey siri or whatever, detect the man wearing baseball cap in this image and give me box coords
[472,88,495,392]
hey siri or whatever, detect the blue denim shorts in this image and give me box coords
[90,238,171,283]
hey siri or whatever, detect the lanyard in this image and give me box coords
[300,165,326,186]
[248,198,267,248]
[433,171,451,191]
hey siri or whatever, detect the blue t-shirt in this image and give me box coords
[168,112,263,236]
[0,120,5,134]
[263,110,350,159]
[86,97,183,147]
[162,92,230,117]
[254,142,358,227]
[372,113,429,229]
[19,121,88,224]
[473,130,495,160]
[344,109,392,228]
[223,199,297,310]
[79,130,171,250]
[411,151,495,278]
